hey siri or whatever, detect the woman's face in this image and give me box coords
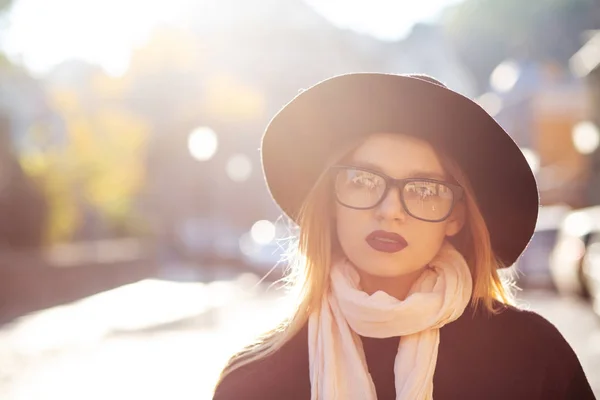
[334,132,465,278]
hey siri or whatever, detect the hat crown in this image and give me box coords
[261,72,539,268]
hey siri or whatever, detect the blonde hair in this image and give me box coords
[215,141,517,388]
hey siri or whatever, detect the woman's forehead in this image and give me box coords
[349,133,446,179]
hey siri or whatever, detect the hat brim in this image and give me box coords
[261,73,539,268]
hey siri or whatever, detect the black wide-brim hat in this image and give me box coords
[261,73,539,268]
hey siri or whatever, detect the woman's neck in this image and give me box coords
[356,267,427,300]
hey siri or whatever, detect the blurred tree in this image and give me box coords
[0,0,54,250]
[0,115,48,249]
[20,71,151,243]
[442,0,600,90]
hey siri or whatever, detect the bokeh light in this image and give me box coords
[572,121,600,155]
[226,154,252,182]
[490,60,520,93]
[238,232,255,256]
[564,211,593,237]
[188,127,218,162]
[250,220,275,245]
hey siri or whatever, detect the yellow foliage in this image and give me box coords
[25,83,151,243]
[20,150,79,242]
[90,71,129,100]
[79,107,149,220]
[43,169,80,242]
[50,89,80,115]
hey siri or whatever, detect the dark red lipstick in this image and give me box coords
[365,230,408,253]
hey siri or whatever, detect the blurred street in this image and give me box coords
[0,266,598,400]
[518,290,600,394]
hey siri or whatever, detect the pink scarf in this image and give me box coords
[308,242,473,399]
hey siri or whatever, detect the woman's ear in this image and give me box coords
[445,201,466,237]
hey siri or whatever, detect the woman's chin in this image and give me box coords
[355,264,417,279]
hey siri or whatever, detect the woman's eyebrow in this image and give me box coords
[404,170,448,180]
[347,160,447,180]
[345,160,386,173]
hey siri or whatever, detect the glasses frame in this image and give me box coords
[330,165,465,223]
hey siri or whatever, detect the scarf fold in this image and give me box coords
[308,241,473,400]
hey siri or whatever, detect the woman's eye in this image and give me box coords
[407,183,437,198]
[350,173,379,189]
[418,187,434,196]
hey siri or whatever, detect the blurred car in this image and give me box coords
[581,232,600,316]
[549,206,600,298]
[515,205,569,289]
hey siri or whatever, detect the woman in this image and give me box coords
[213,73,595,399]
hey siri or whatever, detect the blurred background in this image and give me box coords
[0,0,599,398]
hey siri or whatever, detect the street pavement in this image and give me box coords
[0,272,598,399]
[517,289,600,394]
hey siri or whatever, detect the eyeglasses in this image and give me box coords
[331,165,464,222]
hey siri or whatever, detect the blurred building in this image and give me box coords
[571,30,600,206]
[478,59,590,208]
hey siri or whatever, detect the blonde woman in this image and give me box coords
[213,73,595,399]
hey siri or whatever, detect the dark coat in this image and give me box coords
[213,302,596,400]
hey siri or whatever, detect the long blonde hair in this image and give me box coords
[215,140,517,387]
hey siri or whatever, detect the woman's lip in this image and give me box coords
[365,230,408,253]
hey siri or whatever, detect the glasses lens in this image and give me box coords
[334,168,386,208]
[403,181,454,221]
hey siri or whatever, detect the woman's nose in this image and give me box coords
[374,187,407,221]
